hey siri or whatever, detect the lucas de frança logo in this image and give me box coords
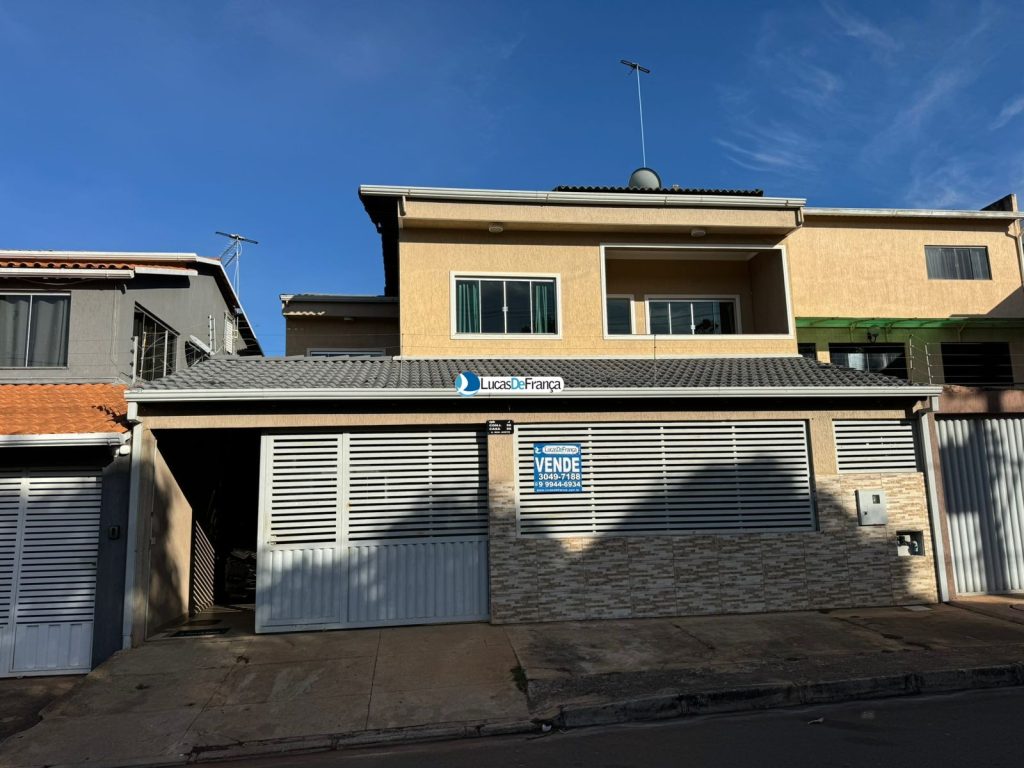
[454,371,564,397]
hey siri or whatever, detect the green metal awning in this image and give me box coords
[796,317,1024,330]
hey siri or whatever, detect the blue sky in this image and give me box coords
[2,1,1022,354]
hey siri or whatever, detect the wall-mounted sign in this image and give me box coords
[455,371,564,397]
[487,420,515,435]
[533,442,583,493]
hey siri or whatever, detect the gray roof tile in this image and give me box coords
[134,356,914,394]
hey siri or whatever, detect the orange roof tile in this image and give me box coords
[0,384,129,436]
[0,258,195,271]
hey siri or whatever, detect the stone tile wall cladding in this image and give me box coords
[488,473,937,623]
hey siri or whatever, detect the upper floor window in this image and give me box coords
[606,296,634,335]
[133,307,178,381]
[829,342,908,380]
[941,342,1013,386]
[0,293,70,367]
[925,246,991,280]
[798,342,817,361]
[648,298,738,335]
[454,277,557,335]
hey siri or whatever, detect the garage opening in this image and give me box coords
[150,428,261,637]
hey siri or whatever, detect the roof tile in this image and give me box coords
[133,356,913,394]
[0,384,129,435]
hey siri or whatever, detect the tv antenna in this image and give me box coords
[215,231,258,298]
[620,59,651,167]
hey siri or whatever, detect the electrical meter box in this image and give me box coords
[855,489,888,526]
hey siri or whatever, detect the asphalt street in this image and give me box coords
[227,687,1024,768]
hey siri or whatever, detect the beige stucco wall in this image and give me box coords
[136,431,193,637]
[284,316,400,356]
[789,218,1023,318]
[398,228,796,358]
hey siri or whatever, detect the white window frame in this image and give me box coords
[599,243,794,340]
[643,294,743,336]
[0,291,72,369]
[449,271,563,340]
[604,294,635,336]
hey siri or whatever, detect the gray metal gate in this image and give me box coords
[937,416,1024,594]
[256,430,489,632]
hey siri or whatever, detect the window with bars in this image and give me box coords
[647,298,738,335]
[454,277,558,335]
[925,246,991,280]
[133,307,178,381]
[185,341,209,367]
[0,293,70,367]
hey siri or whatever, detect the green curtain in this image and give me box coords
[532,281,556,334]
[456,280,480,333]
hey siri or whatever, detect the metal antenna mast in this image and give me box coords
[620,59,651,167]
[215,231,258,299]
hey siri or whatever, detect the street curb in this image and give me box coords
[32,719,542,768]
[547,662,1024,730]
[25,663,1024,768]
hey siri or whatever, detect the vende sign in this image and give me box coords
[533,443,583,493]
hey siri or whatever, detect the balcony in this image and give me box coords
[602,245,792,340]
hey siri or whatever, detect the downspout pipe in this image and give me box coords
[916,395,951,602]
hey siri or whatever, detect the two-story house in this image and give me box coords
[0,250,261,677]
[120,175,1024,647]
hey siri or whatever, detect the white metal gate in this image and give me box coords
[516,421,815,535]
[256,430,489,632]
[0,469,102,677]
[938,416,1024,595]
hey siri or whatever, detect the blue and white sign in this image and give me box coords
[533,443,583,493]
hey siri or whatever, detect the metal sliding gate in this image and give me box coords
[0,469,102,677]
[937,416,1024,595]
[256,430,489,632]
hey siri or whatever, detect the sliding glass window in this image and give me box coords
[647,298,737,335]
[455,277,557,335]
[0,293,70,367]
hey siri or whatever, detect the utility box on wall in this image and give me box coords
[855,489,888,526]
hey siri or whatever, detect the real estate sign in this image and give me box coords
[533,443,583,493]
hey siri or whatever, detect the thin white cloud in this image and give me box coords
[993,94,1024,130]
[716,125,818,173]
[821,1,900,52]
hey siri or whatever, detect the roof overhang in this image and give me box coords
[797,316,1024,330]
[804,207,1024,221]
[0,432,128,448]
[359,185,807,210]
[126,385,940,404]
[0,266,198,279]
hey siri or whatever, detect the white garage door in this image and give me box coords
[256,430,489,633]
[0,469,102,677]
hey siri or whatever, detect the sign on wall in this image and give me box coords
[533,443,583,493]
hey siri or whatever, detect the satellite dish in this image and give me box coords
[627,167,662,189]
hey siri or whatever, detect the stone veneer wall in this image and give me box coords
[489,472,937,624]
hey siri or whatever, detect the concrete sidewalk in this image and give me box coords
[3,604,1024,767]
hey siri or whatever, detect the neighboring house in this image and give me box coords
[0,251,261,677]
[280,294,398,357]
[122,173,1024,646]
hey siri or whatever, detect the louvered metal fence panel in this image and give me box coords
[257,431,489,633]
[265,435,342,546]
[0,469,100,677]
[0,473,20,628]
[347,431,488,540]
[938,417,1024,595]
[516,421,815,536]
[834,420,919,473]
